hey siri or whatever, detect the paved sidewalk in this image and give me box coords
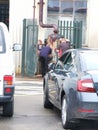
[15,74,43,81]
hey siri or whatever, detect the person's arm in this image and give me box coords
[48,48,53,58]
[54,44,61,53]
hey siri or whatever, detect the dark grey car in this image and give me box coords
[43,48,98,129]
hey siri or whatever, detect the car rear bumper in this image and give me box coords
[0,86,14,103]
[74,106,98,122]
[69,92,98,121]
[0,95,13,103]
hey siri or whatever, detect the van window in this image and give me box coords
[0,26,6,53]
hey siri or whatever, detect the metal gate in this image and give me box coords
[21,19,38,77]
[58,20,82,48]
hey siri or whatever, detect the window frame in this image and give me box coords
[0,26,6,53]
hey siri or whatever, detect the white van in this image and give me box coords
[0,22,21,117]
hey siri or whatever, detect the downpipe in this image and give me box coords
[38,0,58,32]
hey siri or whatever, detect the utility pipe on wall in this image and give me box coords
[33,0,36,20]
[38,0,58,33]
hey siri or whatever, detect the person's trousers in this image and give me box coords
[39,56,48,77]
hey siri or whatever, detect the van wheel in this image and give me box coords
[3,98,14,117]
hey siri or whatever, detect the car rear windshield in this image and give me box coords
[80,51,98,71]
[0,26,6,53]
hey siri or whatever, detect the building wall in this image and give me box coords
[86,0,98,48]
[9,0,98,74]
[9,0,47,74]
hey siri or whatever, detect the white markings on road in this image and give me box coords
[15,80,43,96]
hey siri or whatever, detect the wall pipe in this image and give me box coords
[38,0,58,33]
[33,0,36,20]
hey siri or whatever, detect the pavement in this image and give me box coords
[15,74,43,96]
[15,74,43,81]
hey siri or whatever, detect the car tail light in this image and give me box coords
[77,79,96,92]
[3,75,13,85]
[78,108,95,113]
[5,88,12,93]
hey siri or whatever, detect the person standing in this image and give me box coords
[39,41,52,77]
[37,40,43,55]
[37,40,44,74]
[56,36,70,57]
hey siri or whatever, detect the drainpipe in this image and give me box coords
[33,0,36,20]
[38,0,58,33]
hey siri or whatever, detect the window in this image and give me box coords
[59,52,73,70]
[59,52,70,62]
[63,53,72,70]
[47,0,87,45]
[80,52,98,71]
[61,1,73,15]
[0,26,6,53]
[47,0,87,16]
[75,1,87,14]
[48,0,59,14]
[55,61,64,70]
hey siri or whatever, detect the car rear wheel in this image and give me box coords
[61,95,72,129]
[43,84,53,108]
[3,97,14,117]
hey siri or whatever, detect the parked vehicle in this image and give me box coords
[0,22,21,117]
[43,48,98,129]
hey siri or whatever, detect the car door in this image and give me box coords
[48,61,63,103]
[48,52,71,107]
[62,50,79,102]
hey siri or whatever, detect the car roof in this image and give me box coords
[64,48,98,53]
[60,48,98,60]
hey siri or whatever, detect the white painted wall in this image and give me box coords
[86,0,98,48]
[9,0,98,74]
[9,0,47,74]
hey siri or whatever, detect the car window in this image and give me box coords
[80,51,98,71]
[63,53,73,70]
[59,52,70,63]
[55,61,64,70]
[0,26,6,53]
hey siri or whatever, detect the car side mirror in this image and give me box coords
[13,44,22,51]
[48,62,56,70]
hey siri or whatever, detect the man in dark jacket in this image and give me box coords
[39,41,52,77]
